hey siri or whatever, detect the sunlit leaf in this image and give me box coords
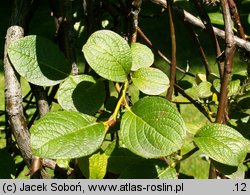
[31,111,106,159]
[121,96,186,158]
[8,35,70,86]
[82,30,132,82]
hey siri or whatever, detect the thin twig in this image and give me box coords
[192,0,224,78]
[174,84,212,122]
[185,23,211,78]
[227,0,246,40]
[166,0,177,101]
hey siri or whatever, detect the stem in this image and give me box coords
[166,0,177,101]
[185,23,211,78]
[179,147,199,162]
[216,0,236,124]
[104,80,130,129]
[174,84,213,122]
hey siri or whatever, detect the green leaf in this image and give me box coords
[121,96,186,158]
[195,73,206,84]
[82,30,132,82]
[248,14,250,24]
[119,159,177,179]
[131,43,154,71]
[104,141,143,174]
[229,79,240,96]
[194,124,248,166]
[185,86,200,100]
[0,149,16,179]
[128,83,140,104]
[8,35,70,86]
[197,81,213,98]
[213,79,221,93]
[56,159,71,170]
[58,75,105,115]
[208,12,224,26]
[78,152,108,179]
[132,67,169,95]
[213,79,241,96]
[30,111,106,159]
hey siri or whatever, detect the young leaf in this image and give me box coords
[194,124,248,166]
[58,75,105,115]
[228,79,240,96]
[82,30,132,82]
[131,43,154,71]
[197,81,213,99]
[131,67,169,95]
[121,96,186,158]
[8,35,70,86]
[30,111,106,159]
[78,152,108,179]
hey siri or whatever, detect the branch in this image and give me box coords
[148,0,250,53]
[130,0,142,43]
[166,0,177,101]
[216,0,236,124]
[172,5,250,53]
[227,0,246,40]
[3,0,38,167]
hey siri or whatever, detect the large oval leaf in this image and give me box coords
[131,67,169,95]
[194,124,248,166]
[8,35,70,86]
[58,75,105,115]
[131,43,154,71]
[121,96,186,158]
[82,30,132,82]
[30,111,106,159]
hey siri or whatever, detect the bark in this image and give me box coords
[216,0,236,124]
[3,0,38,167]
[166,0,177,101]
[4,27,32,166]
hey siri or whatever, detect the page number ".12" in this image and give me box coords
[234,183,247,192]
